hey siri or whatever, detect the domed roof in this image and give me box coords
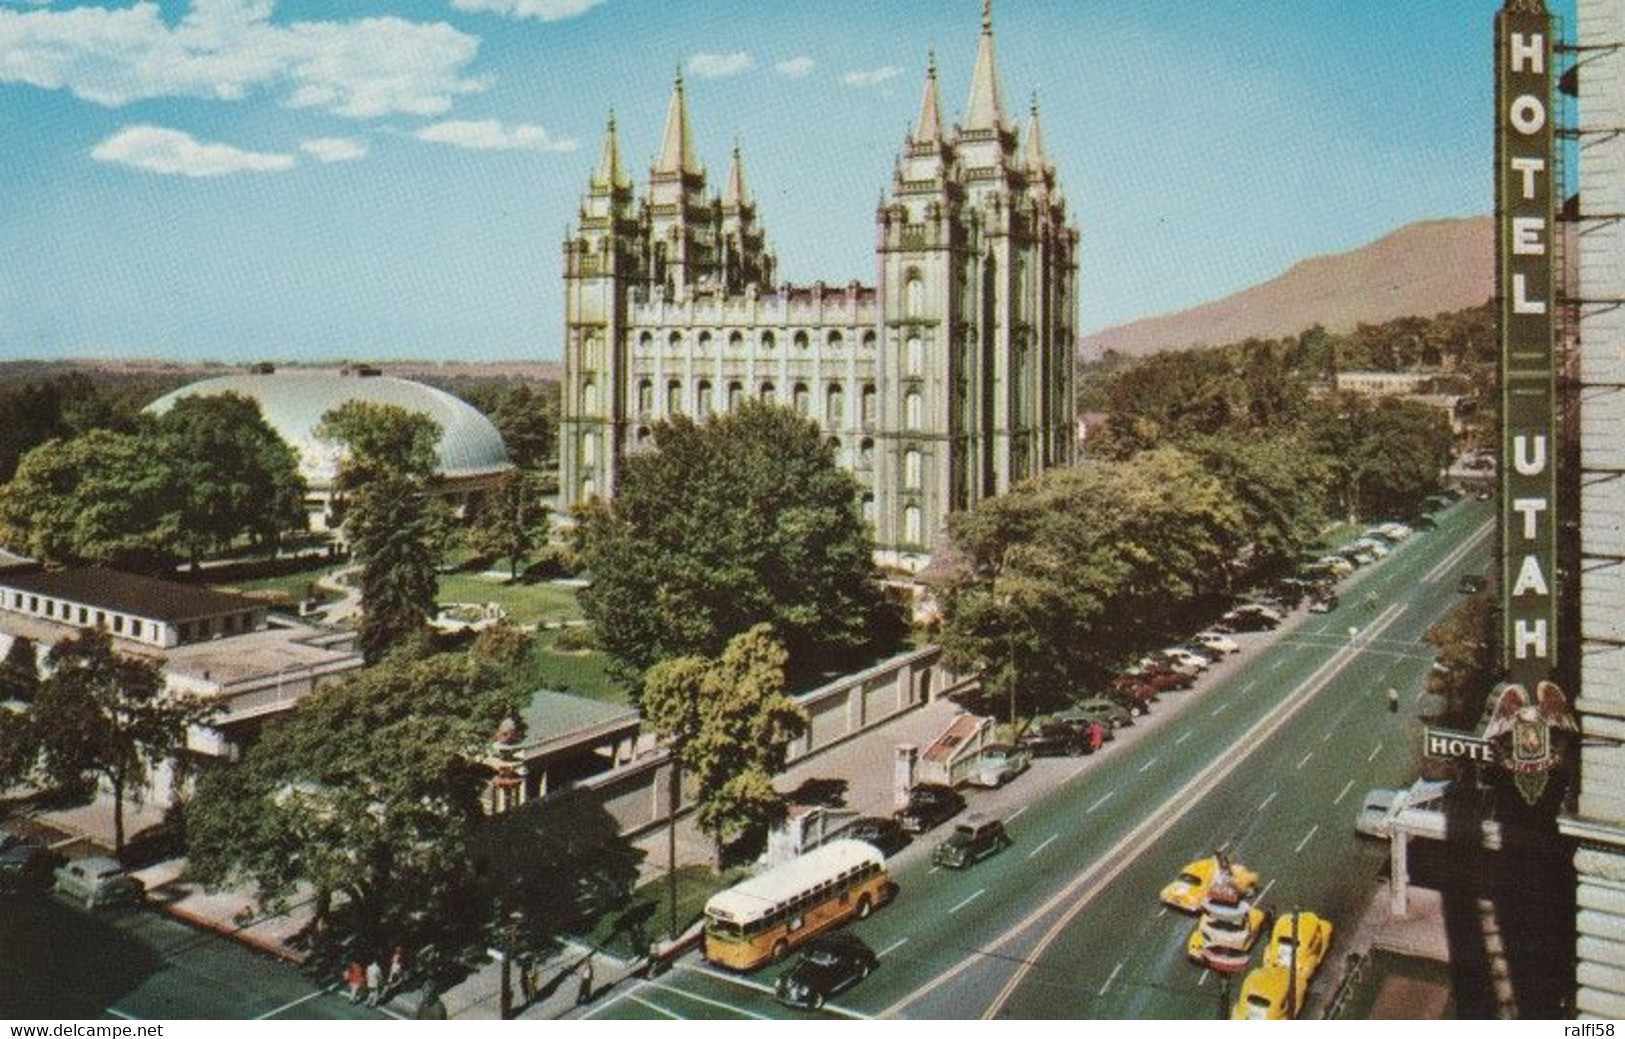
[146,370,513,489]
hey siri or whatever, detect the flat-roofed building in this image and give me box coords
[0,567,269,649]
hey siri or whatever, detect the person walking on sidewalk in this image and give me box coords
[344,960,365,1004]
[387,946,406,996]
[1387,687,1400,714]
[576,956,594,1005]
[365,959,384,1007]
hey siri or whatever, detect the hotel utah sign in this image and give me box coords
[1497,0,1558,688]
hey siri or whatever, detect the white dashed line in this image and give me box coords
[1243,680,1258,692]
[1271,659,1285,671]
[1211,702,1230,716]
[1334,780,1355,805]
[104,1009,138,1021]
[629,995,682,1019]
[1098,962,1123,997]
[1259,878,1277,902]
[1176,731,1192,746]
[1295,824,1320,854]
[878,938,910,958]
[1297,750,1314,770]
[1198,968,1211,987]
[1008,805,1029,822]
[1257,791,1277,812]
[257,987,337,1020]
[1322,730,1333,743]
[1368,742,1384,762]
[950,889,986,914]
[1028,834,1059,859]
[1087,790,1117,813]
[648,980,767,1019]
[1139,756,1158,774]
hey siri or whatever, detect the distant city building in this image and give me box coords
[559,3,1079,570]
[1562,0,1625,1018]
[0,565,362,770]
[146,367,514,531]
[1329,370,1476,434]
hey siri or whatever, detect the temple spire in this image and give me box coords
[964,0,1006,131]
[655,67,699,175]
[723,139,748,207]
[912,51,944,144]
[1023,92,1049,171]
[592,110,628,189]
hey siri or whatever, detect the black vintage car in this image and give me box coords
[1019,722,1086,757]
[892,783,965,833]
[774,933,879,1010]
[844,816,909,857]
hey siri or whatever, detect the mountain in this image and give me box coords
[1081,217,1494,358]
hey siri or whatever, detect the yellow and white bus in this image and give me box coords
[703,839,894,971]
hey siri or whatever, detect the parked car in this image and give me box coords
[893,783,965,834]
[1187,893,1272,973]
[931,814,1011,869]
[1355,781,1448,838]
[1231,914,1335,1020]
[971,743,1033,788]
[1121,663,1193,691]
[1264,912,1333,974]
[844,816,909,857]
[1108,680,1155,717]
[1314,556,1355,578]
[0,843,55,893]
[1378,522,1413,542]
[1232,965,1306,1020]
[1018,722,1086,757]
[1218,606,1281,632]
[1306,592,1339,614]
[1055,697,1133,732]
[53,856,143,908]
[1160,854,1259,913]
[1194,632,1240,656]
[774,932,879,1010]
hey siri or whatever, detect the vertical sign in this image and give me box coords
[1497,0,1558,688]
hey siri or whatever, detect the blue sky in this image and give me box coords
[0,0,1579,363]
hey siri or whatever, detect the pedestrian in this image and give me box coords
[1088,719,1105,754]
[518,953,536,1004]
[366,958,384,1007]
[576,956,594,1005]
[387,946,406,995]
[344,960,365,1004]
[1387,687,1400,714]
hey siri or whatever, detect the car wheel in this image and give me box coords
[772,940,789,963]
[813,993,825,1010]
[860,962,872,979]
[856,894,873,919]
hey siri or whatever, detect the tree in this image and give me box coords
[153,393,307,568]
[0,707,34,791]
[469,471,550,579]
[186,651,522,966]
[1178,434,1330,581]
[32,630,213,854]
[641,625,807,864]
[576,402,904,692]
[0,431,182,574]
[318,402,452,663]
[0,636,40,703]
[490,383,558,472]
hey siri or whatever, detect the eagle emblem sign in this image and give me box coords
[1484,680,1577,804]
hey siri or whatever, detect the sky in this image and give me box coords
[0,0,1580,363]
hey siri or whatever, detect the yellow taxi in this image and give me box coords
[1230,913,1334,1019]
[1231,965,1305,1020]
[1264,912,1333,975]
[1160,854,1259,913]
[1186,902,1271,972]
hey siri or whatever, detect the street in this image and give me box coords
[585,499,1494,1019]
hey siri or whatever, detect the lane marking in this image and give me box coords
[928,866,941,874]
[1322,729,1333,743]
[1008,805,1030,822]
[1087,790,1117,813]
[878,938,910,958]
[647,980,767,1020]
[950,889,986,915]
[1421,521,1494,584]
[629,994,682,1019]
[1097,962,1123,998]
[104,1009,138,1021]
[1242,680,1258,692]
[1297,750,1314,770]
[1368,742,1384,762]
[1334,779,1355,805]
[885,604,1415,1021]
[1210,703,1230,717]
[1157,907,1168,919]
[1271,659,1285,671]
[257,986,337,1020]
[1256,791,1277,812]
[1259,878,1277,902]
[1176,731,1192,746]
[1139,756,1158,774]
[1198,969,1211,988]
[375,1004,408,1022]
[682,964,777,995]
[1295,824,1320,854]
[1027,834,1059,859]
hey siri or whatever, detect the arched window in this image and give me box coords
[905,275,924,320]
[826,383,845,426]
[668,331,684,353]
[863,329,877,352]
[904,448,922,490]
[905,390,922,431]
[862,493,876,525]
[761,331,776,352]
[697,380,714,417]
[761,381,776,404]
[636,426,651,444]
[698,331,713,354]
[904,505,922,545]
[860,437,874,465]
[729,330,744,351]
[581,477,597,499]
[667,378,683,415]
[728,381,744,412]
[582,434,597,465]
[861,384,877,427]
[794,330,810,351]
[793,382,810,416]
[907,335,924,377]
[827,330,843,352]
[638,331,654,353]
[582,380,598,412]
[637,379,653,416]
[584,334,602,370]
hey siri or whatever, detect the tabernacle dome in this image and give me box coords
[146,367,513,529]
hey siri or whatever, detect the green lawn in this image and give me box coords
[211,559,345,607]
[582,865,746,959]
[435,573,585,627]
[521,628,628,705]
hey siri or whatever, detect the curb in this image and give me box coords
[156,896,309,965]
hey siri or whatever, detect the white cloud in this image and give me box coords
[686,51,751,79]
[774,56,814,79]
[0,0,486,118]
[299,137,366,162]
[91,124,295,177]
[841,66,901,87]
[449,0,603,21]
[415,119,577,153]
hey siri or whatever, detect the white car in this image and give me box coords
[1194,632,1240,655]
[1160,648,1211,673]
[1316,556,1355,578]
[1379,522,1413,542]
[1354,538,1390,558]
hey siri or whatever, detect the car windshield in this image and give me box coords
[1178,871,1203,886]
[1208,917,1248,934]
[804,948,842,966]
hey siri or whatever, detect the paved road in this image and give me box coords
[0,891,394,1021]
[585,499,1493,1020]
